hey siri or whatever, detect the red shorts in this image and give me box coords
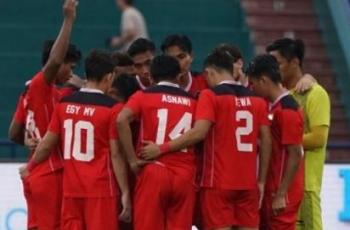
[200,188,259,229]
[134,163,196,230]
[26,170,63,230]
[61,196,119,230]
[260,192,303,230]
[22,178,37,229]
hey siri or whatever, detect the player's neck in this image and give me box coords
[284,69,303,90]
[269,84,287,103]
[84,81,105,94]
[179,72,190,89]
[217,73,235,85]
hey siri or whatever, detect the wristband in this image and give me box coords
[159,143,170,154]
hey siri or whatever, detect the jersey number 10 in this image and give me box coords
[63,119,94,162]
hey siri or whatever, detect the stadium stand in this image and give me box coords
[0,0,253,160]
[241,0,350,162]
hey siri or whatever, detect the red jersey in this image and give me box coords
[125,82,197,179]
[266,93,304,201]
[48,88,121,197]
[186,72,208,97]
[14,94,27,124]
[195,82,270,190]
[26,71,63,175]
[57,86,79,98]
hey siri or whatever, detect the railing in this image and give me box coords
[0,138,349,162]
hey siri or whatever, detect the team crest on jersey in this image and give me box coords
[268,113,274,121]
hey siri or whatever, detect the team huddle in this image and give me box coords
[9,0,331,230]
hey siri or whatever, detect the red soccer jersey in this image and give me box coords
[125,82,197,179]
[14,94,27,124]
[266,93,304,201]
[48,88,122,197]
[57,86,78,98]
[26,71,63,175]
[195,82,270,190]
[185,72,208,97]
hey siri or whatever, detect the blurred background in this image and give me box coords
[0,0,349,229]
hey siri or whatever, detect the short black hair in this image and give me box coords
[246,54,281,83]
[42,40,81,66]
[266,38,305,67]
[124,0,133,5]
[111,52,134,67]
[161,34,192,54]
[85,50,114,82]
[127,38,155,57]
[112,74,140,100]
[150,55,181,83]
[204,50,235,73]
[213,43,242,63]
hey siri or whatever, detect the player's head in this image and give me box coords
[246,54,282,97]
[150,55,181,83]
[111,52,135,76]
[85,50,115,93]
[266,38,305,84]
[108,73,140,102]
[161,34,193,76]
[214,43,243,81]
[127,38,155,82]
[42,40,82,85]
[203,50,234,87]
[116,0,133,9]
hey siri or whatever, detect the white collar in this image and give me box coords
[80,88,104,94]
[158,81,180,88]
[218,80,241,85]
[136,75,147,90]
[269,91,290,110]
[184,72,193,92]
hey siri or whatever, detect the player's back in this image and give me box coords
[200,83,268,190]
[128,83,197,174]
[53,89,120,197]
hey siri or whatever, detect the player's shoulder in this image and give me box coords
[144,85,195,99]
[61,91,117,108]
[210,84,254,97]
[308,84,330,99]
[280,94,300,111]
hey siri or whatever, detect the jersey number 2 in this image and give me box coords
[235,111,253,152]
[63,119,94,162]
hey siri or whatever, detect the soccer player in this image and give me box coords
[18,1,79,229]
[111,52,136,76]
[161,34,207,96]
[247,54,304,230]
[267,38,330,230]
[127,38,155,89]
[140,50,272,230]
[117,55,197,230]
[21,50,131,230]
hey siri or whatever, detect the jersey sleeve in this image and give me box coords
[125,90,143,119]
[48,105,61,135]
[27,71,52,104]
[13,95,26,124]
[109,103,123,140]
[279,109,304,145]
[306,85,330,128]
[195,89,216,122]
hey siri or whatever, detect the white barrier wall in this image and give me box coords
[0,163,349,230]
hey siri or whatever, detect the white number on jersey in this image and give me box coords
[25,110,42,140]
[235,110,253,152]
[156,109,192,152]
[63,119,94,162]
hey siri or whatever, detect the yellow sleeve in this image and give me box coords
[303,125,329,150]
[306,85,331,128]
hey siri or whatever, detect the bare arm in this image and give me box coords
[42,0,77,84]
[32,132,59,164]
[8,119,25,145]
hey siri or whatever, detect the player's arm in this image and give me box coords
[295,73,317,93]
[110,139,131,222]
[19,132,59,179]
[140,120,211,160]
[8,119,24,145]
[42,0,77,84]
[303,87,330,150]
[257,125,272,205]
[273,144,303,215]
